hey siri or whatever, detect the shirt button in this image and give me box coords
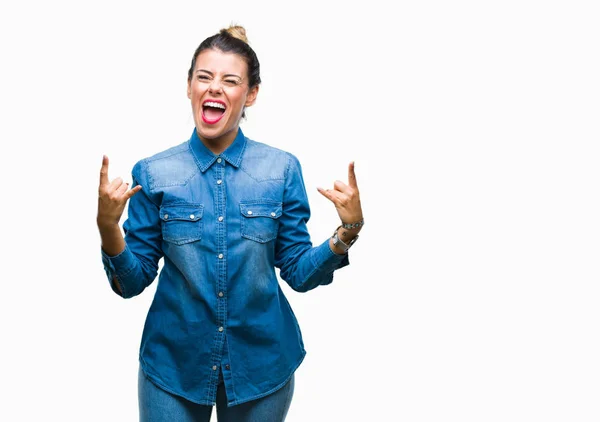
[218,326,224,332]
[163,214,169,220]
[270,212,276,217]
[218,253,224,259]
[218,216,224,222]
[217,180,222,185]
[212,365,217,371]
[217,158,222,163]
[247,210,253,215]
[218,292,224,297]
[189,214,195,219]
[225,364,230,370]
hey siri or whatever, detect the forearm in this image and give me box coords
[278,238,349,292]
[98,221,126,257]
[101,241,160,298]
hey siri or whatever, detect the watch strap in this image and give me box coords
[332,226,358,252]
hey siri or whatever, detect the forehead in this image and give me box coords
[194,48,248,75]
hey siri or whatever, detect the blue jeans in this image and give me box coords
[138,366,295,421]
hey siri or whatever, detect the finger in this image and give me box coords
[333,180,352,195]
[125,185,143,200]
[115,182,129,196]
[317,187,333,201]
[100,155,110,187]
[107,176,125,192]
[317,187,344,204]
[348,161,358,189]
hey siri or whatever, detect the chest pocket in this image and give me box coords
[160,204,203,245]
[240,201,282,243]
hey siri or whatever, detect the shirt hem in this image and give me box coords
[139,357,214,406]
[227,349,305,406]
[139,350,306,407]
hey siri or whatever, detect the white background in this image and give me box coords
[1,1,599,421]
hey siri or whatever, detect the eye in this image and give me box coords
[197,75,210,81]
[223,79,240,87]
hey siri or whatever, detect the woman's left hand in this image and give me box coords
[317,161,363,229]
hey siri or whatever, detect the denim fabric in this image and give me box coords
[101,128,349,406]
[138,365,294,421]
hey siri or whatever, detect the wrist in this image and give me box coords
[340,217,364,230]
[337,225,360,241]
[331,225,359,253]
[97,218,120,231]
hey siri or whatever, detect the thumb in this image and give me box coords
[125,184,143,200]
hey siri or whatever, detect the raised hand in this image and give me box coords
[317,161,363,229]
[97,155,142,228]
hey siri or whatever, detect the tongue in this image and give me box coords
[204,107,224,121]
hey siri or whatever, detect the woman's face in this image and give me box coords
[187,48,258,147]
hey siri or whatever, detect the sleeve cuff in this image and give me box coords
[101,244,136,295]
[311,238,350,274]
[101,244,136,275]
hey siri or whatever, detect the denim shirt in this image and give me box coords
[101,128,349,406]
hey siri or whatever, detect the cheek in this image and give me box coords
[229,93,247,109]
[190,83,207,98]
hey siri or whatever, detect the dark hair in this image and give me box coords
[187,26,261,89]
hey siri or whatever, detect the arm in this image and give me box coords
[97,156,163,298]
[274,154,355,293]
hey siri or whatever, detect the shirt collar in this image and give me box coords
[188,127,247,172]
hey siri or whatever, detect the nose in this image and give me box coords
[208,79,222,94]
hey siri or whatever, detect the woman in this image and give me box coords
[97,25,363,421]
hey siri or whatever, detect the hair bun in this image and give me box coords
[220,25,249,44]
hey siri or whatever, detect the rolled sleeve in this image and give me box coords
[101,243,137,296]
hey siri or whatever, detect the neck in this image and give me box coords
[198,128,238,155]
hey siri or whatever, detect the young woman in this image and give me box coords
[97,25,363,422]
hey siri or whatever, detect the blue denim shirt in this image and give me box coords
[101,128,349,406]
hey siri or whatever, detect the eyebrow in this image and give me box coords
[196,69,242,79]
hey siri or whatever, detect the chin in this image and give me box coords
[197,125,230,141]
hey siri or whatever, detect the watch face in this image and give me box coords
[333,233,350,251]
[334,234,343,247]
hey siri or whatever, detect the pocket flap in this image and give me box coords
[240,201,282,219]
[160,204,204,222]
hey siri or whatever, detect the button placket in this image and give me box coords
[211,161,228,401]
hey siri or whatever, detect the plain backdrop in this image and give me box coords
[1,1,599,421]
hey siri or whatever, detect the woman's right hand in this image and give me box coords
[97,155,142,228]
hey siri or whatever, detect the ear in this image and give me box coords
[187,79,192,99]
[245,85,259,107]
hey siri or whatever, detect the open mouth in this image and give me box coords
[202,100,227,124]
